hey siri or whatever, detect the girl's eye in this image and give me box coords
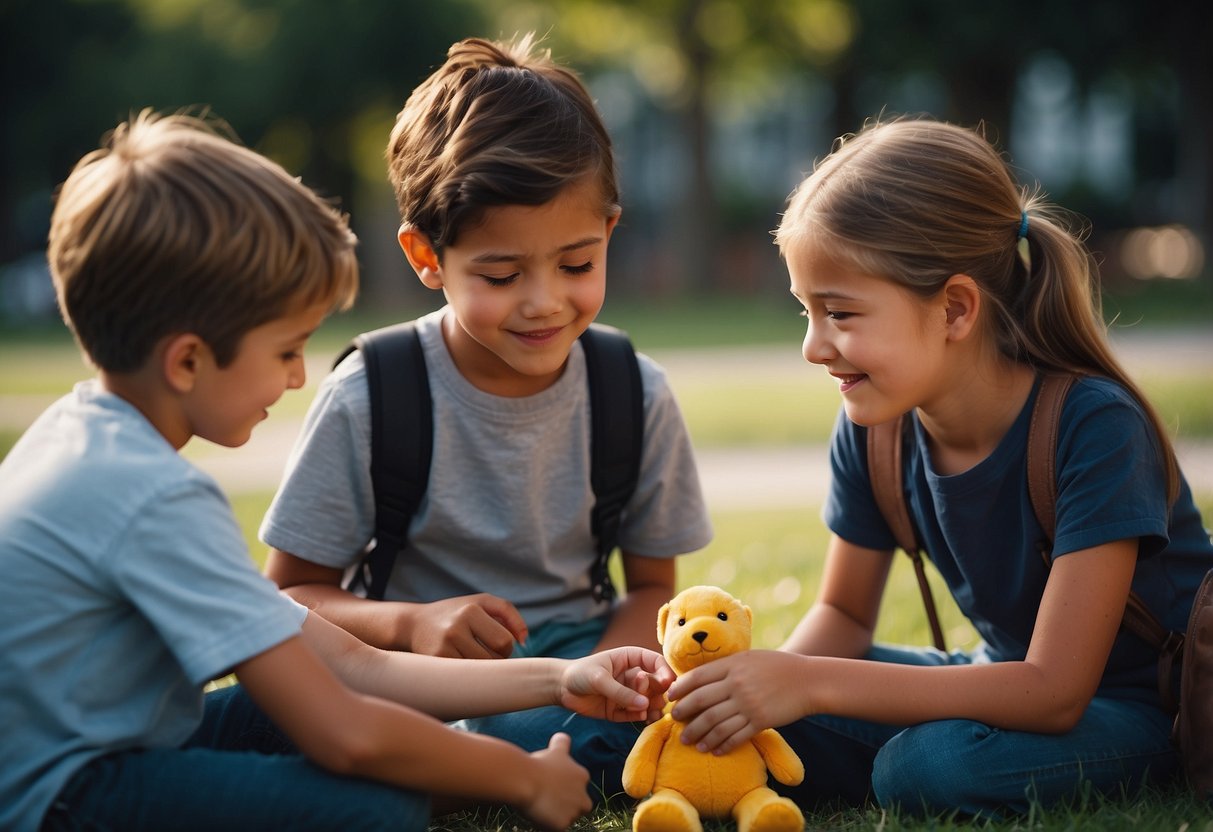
[826,310,853,321]
[480,273,519,287]
[562,261,594,275]
[281,350,303,362]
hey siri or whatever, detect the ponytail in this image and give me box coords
[777,117,1180,502]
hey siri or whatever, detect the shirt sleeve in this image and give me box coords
[111,477,307,685]
[1052,381,1170,559]
[617,355,714,557]
[822,406,898,551]
[258,355,377,567]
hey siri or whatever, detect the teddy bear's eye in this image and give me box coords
[677,618,686,626]
[718,612,728,621]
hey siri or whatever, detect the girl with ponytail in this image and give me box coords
[667,117,1212,818]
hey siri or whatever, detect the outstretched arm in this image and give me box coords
[300,611,673,722]
[236,635,592,830]
[266,547,528,658]
[669,539,1137,754]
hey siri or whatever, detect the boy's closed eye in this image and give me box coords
[561,260,595,275]
[480,273,520,287]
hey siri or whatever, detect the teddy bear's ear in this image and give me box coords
[656,602,670,646]
[744,604,753,629]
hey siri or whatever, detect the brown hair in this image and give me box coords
[387,34,619,253]
[776,117,1180,501]
[48,109,359,373]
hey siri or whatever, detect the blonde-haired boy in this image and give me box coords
[0,111,671,832]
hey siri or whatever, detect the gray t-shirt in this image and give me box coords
[0,381,307,832]
[260,308,712,629]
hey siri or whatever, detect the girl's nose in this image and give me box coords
[802,322,834,365]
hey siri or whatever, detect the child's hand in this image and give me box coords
[518,733,591,831]
[407,593,528,658]
[557,646,674,722]
[668,650,809,754]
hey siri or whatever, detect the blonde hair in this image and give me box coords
[48,109,359,373]
[776,117,1179,501]
[387,34,619,253]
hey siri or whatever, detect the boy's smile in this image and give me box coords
[184,301,328,448]
[404,177,619,397]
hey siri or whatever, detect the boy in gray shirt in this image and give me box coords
[261,35,712,800]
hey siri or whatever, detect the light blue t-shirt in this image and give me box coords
[824,374,1213,705]
[0,381,307,832]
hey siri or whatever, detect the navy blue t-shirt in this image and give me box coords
[824,375,1213,705]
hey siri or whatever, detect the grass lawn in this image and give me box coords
[5,286,1213,829]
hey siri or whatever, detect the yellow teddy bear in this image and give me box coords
[622,585,805,832]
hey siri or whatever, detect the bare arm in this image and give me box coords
[265,547,528,658]
[670,539,1138,753]
[593,553,675,653]
[779,534,893,658]
[235,634,590,830]
[298,611,673,722]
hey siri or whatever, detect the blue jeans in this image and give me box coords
[42,684,429,831]
[454,615,645,804]
[770,644,1179,818]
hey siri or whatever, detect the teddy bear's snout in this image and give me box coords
[692,631,708,644]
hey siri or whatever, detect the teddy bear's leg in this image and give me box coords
[632,788,703,832]
[732,786,804,832]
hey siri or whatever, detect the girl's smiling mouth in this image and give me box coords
[832,372,868,392]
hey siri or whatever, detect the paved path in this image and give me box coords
[179,327,1213,507]
[4,327,1211,509]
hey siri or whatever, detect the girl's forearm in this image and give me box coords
[779,602,874,658]
[805,655,1084,733]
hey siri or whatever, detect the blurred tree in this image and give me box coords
[1,0,483,285]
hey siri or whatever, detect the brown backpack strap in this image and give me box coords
[1028,373,1182,712]
[869,416,948,652]
[1026,374,1074,541]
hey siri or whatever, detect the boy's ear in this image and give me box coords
[161,333,206,393]
[942,274,981,340]
[398,225,443,290]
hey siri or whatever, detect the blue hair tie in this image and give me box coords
[1016,211,1031,272]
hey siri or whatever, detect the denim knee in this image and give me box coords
[871,719,1007,817]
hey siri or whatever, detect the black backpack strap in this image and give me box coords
[334,322,432,601]
[868,415,947,652]
[580,324,644,603]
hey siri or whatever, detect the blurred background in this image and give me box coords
[2,0,1212,648]
[3,0,1212,322]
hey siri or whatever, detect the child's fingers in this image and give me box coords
[547,732,572,754]
[479,595,529,645]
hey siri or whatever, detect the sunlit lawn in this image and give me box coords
[5,290,1213,829]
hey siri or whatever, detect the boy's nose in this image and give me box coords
[521,274,562,317]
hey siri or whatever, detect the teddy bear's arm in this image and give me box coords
[621,715,674,798]
[753,729,805,786]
